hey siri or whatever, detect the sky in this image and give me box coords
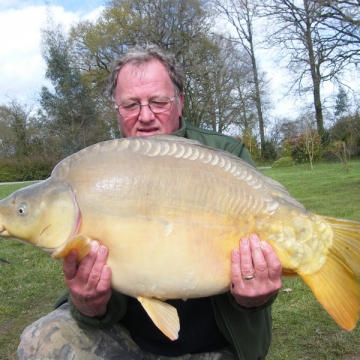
[0,0,105,105]
[0,0,300,121]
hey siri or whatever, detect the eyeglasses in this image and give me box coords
[115,96,176,118]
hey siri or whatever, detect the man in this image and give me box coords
[18,44,282,360]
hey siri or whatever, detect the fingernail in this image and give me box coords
[99,246,106,255]
[260,241,267,248]
[250,235,260,248]
[68,249,77,259]
[241,238,249,246]
[91,241,99,250]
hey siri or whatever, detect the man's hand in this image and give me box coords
[230,234,282,308]
[63,241,112,317]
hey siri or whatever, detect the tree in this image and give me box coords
[334,86,350,117]
[197,36,257,133]
[40,16,110,158]
[327,139,350,171]
[70,0,218,126]
[300,115,323,169]
[231,48,260,137]
[320,0,360,66]
[213,0,268,156]
[69,0,263,134]
[269,117,302,157]
[330,113,360,158]
[264,0,360,139]
[330,86,360,157]
[0,99,36,158]
[286,112,324,166]
[264,0,329,136]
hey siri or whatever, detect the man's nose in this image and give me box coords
[138,103,155,122]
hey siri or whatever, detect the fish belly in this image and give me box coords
[79,207,241,299]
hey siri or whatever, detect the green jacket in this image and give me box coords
[172,119,255,167]
[55,119,275,359]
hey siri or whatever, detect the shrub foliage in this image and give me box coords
[272,157,293,168]
[0,158,54,182]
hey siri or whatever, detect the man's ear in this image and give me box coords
[177,93,185,116]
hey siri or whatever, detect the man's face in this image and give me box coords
[114,59,184,137]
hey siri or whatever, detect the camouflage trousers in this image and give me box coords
[18,304,237,360]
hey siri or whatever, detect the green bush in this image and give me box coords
[272,157,293,168]
[0,157,55,182]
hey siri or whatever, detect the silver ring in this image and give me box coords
[243,274,255,280]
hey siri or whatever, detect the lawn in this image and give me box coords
[0,161,360,359]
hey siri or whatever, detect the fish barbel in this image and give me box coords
[0,136,359,340]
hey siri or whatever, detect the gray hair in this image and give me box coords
[108,44,184,100]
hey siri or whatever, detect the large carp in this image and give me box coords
[0,136,360,340]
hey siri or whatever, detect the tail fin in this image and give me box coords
[301,216,360,331]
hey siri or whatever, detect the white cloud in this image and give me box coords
[0,6,46,101]
[0,4,103,105]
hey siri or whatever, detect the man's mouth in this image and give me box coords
[136,128,160,136]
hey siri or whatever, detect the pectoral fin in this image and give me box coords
[137,296,180,340]
[51,234,92,262]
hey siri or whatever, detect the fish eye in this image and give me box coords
[17,202,28,216]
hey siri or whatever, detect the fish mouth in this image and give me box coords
[0,220,10,237]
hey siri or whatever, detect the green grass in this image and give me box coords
[1,162,360,359]
[261,161,360,220]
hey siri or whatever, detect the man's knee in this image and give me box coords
[17,304,145,360]
[17,304,95,359]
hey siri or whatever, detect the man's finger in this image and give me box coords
[249,234,268,279]
[70,241,99,284]
[231,248,242,285]
[63,249,78,280]
[261,241,282,280]
[88,245,109,287]
[96,265,112,294]
[240,237,255,278]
